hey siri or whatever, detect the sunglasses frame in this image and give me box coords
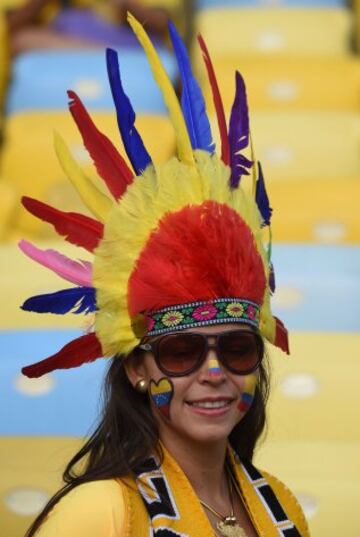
[139,329,264,377]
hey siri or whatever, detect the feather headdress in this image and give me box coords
[20,15,288,378]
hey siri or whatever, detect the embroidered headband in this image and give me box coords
[145,299,261,337]
[19,14,289,378]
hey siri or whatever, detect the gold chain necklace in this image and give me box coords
[199,467,247,537]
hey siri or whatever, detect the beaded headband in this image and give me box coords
[145,299,260,337]
[19,14,289,378]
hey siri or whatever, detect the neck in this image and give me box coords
[160,431,228,502]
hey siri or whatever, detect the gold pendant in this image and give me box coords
[217,520,247,537]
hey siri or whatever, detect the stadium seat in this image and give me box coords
[0,180,17,241]
[250,112,360,180]
[194,7,353,57]
[209,112,360,181]
[265,331,360,441]
[0,436,81,537]
[198,56,360,112]
[271,244,360,332]
[198,0,346,8]
[6,48,177,114]
[269,178,360,243]
[256,439,360,536]
[0,111,176,237]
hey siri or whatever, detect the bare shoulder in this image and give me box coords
[261,470,311,537]
[36,479,127,537]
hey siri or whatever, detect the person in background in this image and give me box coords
[5,0,172,55]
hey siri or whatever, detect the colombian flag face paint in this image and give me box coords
[150,377,174,419]
[207,358,222,378]
[238,374,257,414]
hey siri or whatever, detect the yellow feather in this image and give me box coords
[249,130,257,197]
[93,153,273,357]
[54,131,113,222]
[127,13,194,167]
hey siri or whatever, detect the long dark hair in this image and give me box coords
[26,349,270,536]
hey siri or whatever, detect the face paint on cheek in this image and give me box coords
[149,377,174,420]
[237,374,257,414]
[208,357,222,378]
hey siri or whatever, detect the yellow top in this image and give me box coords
[35,480,127,536]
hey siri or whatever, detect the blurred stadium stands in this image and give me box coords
[0,0,359,535]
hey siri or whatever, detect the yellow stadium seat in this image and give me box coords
[0,179,17,241]
[0,437,82,537]
[269,178,360,243]
[249,112,360,180]
[194,8,353,58]
[1,111,176,237]
[254,331,360,534]
[264,332,360,443]
[198,56,360,112]
[255,440,360,537]
[210,112,360,182]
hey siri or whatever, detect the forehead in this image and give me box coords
[180,323,250,335]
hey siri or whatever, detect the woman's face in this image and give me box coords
[134,324,260,446]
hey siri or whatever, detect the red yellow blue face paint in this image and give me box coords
[149,377,174,420]
[238,374,257,414]
[207,357,222,378]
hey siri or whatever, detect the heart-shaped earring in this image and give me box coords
[149,377,174,419]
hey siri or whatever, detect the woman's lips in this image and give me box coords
[185,397,234,416]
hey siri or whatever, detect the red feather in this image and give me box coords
[22,332,103,378]
[197,35,230,165]
[22,196,103,252]
[128,201,266,315]
[274,317,290,355]
[67,90,134,199]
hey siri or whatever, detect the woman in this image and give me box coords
[21,14,310,537]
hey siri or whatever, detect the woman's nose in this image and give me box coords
[199,348,225,382]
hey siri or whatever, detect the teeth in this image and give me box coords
[191,401,230,409]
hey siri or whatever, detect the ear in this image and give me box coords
[123,350,147,388]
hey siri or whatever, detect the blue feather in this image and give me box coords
[106,48,152,175]
[255,162,272,227]
[21,287,96,315]
[168,21,214,153]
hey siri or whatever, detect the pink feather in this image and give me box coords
[19,240,92,287]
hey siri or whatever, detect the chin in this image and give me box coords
[180,422,235,445]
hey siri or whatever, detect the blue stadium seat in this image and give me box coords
[0,329,106,436]
[6,48,177,114]
[271,244,360,331]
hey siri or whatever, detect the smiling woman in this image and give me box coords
[21,13,309,537]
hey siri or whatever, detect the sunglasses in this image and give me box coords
[139,330,264,377]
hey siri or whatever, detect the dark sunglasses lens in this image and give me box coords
[219,331,262,373]
[157,334,205,374]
